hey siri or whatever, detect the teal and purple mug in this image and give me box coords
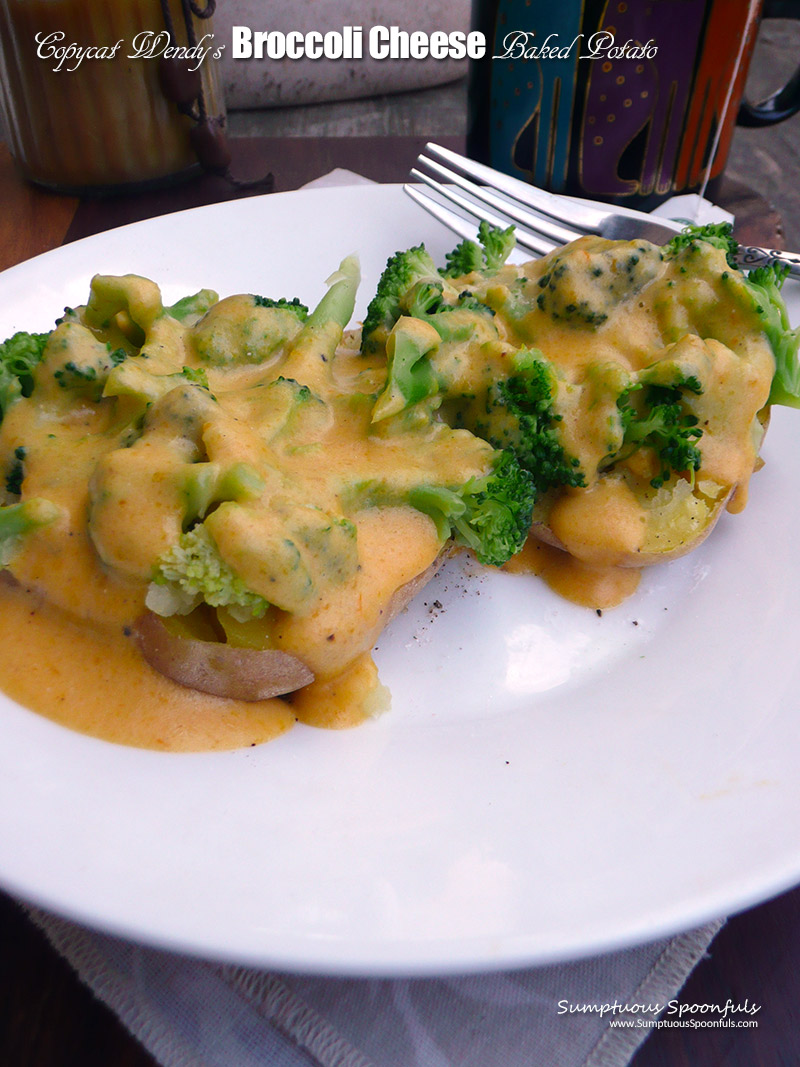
[468,0,800,207]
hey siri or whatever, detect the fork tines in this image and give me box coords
[405,141,684,258]
[406,164,557,257]
[407,141,604,257]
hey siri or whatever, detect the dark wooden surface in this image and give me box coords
[0,135,798,1067]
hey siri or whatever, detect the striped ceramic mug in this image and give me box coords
[467,0,800,207]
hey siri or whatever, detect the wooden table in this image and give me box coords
[0,135,797,1067]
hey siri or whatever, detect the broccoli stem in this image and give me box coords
[308,256,361,332]
[183,461,265,526]
[280,256,360,383]
[166,289,219,324]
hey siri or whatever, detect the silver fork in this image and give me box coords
[405,142,800,278]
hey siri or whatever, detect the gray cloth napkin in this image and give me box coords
[28,906,723,1067]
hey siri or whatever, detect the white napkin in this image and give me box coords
[652,193,735,228]
[18,169,728,1067]
[28,905,723,1067]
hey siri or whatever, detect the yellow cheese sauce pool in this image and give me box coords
[0,577,296,750]
[0,234,777,751]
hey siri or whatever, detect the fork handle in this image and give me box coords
[735,245,800,280]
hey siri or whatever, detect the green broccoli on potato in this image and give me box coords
[0,216,799,727]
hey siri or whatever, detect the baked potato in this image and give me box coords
[386,229,786,574]
[0,256,531,729]
[0,221,796,749]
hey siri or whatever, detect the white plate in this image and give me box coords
[1,184,799,977]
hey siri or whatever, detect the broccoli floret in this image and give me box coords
[468,351,585,495]
[243,375,330,444]
[479,220,517,272]
[407,450,535,567]
[103,360,216,409]
[201,500,359,616]
[404,280,495,328]
[371,292,498,424]
[361,235,505,354]
[4,445,26,496]
[442,221,516,278]
[0,497,60,566]
[405,280,447,319]
[0,331,49,419]
[533,241,662,328]
[743,263,800,408]
[252,295,309,320]
[189,293,311,368]
[149,523,270,620]
[52,345,128,395]
[443,238,483,278]
[360,244,441,354]
[84,274,163,344]
[375,332,585,495]
[536,263,609,326]
[457,290,496,315]
[665,222,739,269]
[615,372,704,488]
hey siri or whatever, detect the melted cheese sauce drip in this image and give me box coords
[0,579,294,751]
[289,652,387,729]
[504,537,641,609]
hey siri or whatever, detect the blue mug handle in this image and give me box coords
[738,0,800,126]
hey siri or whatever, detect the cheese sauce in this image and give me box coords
[0,274,481,749]
[0,577,295,750]
[503,536,641,610]
[0,235,778,750]
[472,236,774,570]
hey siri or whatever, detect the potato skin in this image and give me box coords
[382,552,448,626]
[533,407,770,568]
[133,550,448,701]
[133,612,314,701]
[530,485,733,567]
